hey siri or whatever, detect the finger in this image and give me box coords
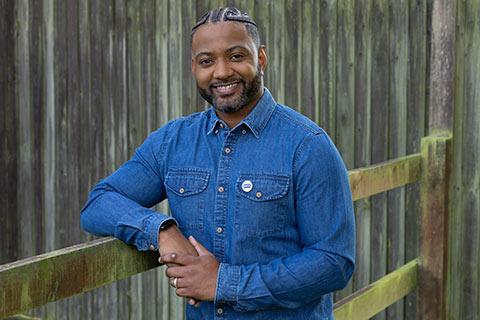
[165,266,186,278]
[188,236,211,256]
[176,288,189,297]
[160,252,193,265]
[187,298,201,307]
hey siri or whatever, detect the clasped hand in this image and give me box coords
[158,227,219,305]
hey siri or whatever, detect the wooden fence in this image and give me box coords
[1,0,479,319]
[0,134,451,320]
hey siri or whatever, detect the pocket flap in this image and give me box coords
[165,168,210,196]
[236,173,290,201]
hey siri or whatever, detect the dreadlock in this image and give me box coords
[191,7,261,49]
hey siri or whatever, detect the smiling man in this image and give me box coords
[81,7,355,319]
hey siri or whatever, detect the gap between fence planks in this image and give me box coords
[0,154,422,318]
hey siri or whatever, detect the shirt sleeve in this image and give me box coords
[80,124,176,251]
[215,132,356,311]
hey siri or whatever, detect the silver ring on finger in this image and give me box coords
[170,277,178,288]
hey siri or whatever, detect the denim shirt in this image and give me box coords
[81,88,355,319]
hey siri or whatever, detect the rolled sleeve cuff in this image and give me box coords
[214,263,241,307]
[143,214,177,251]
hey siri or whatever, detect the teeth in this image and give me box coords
[216,82,238,89]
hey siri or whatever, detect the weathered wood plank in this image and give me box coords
[0,0,18,266]
[0,237,159,319]
[333,259,418,320]
[369,2,389,318]
[352,0,372,298]
[405,0,428,317]
[386,1,408,318]
[419,134,452,320]
[335,0,355,301]
[349,154,421,201]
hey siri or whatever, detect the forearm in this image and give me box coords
[80,181,173,251]
[215,245,354,312]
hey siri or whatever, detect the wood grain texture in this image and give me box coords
[0,157,421,317]
[0,1,435,319]
[419,135,452,320]
[0,238,159,319]
[333,259,418,320]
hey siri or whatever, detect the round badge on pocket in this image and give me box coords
[242,180,253,192]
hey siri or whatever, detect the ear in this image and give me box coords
[191,57,196,74]
[258,45,268,74]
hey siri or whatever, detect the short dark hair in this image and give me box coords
[191,7,261,49]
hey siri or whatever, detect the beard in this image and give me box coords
[197,66,262,114]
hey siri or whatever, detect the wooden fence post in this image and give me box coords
[419,134,452,320]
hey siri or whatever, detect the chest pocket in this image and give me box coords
[235,173,290,237]
[165,168,210,231]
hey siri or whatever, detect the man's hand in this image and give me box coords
[161,236,220,301]
[158,225,200,306]
[158,225,198,262]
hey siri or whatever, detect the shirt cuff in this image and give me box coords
[144,215,177,251]
[214,263,241,307]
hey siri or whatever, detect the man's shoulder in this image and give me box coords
[272,104,325,136]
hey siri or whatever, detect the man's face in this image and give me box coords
[191,21,267,114]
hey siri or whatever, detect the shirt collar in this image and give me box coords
[206,88,276,138]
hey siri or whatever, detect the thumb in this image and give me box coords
[189,236,211,256]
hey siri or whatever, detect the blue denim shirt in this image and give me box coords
[81,88,355,319]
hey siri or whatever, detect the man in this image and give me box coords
[81,7,355,319]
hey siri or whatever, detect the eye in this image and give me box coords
[198,58,213,66]
[231,53,245,61]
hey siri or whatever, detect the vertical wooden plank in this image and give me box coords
[447,1,465,319]
[0,0,18,266]
[125,2,145,317]
[268,0,286,104]
[405,0,428,318]
[140,1,160,319]
[155,1,175,318]
[299,0,316,120]
[420,135,452,320]
[41,0,57,318]
[318,0,337,135]
[370,1,389,319]
[52,0,69,317]
[16,0,35,261]
[283,0,300,110]
[449,0,480,318]
[386,1,408,319]
[353,0,372,296]
[428,0,456,133]
[77,0,94,318]
[334,0,355,301]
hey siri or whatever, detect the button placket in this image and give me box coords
[212,133,239,260]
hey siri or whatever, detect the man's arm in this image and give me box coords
[163,133,355,311]
[80,124,196,257]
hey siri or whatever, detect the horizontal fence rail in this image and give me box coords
[333,259,419,319]
[0,155,422,318]
[349,153,421,201]
[0,238,158,318]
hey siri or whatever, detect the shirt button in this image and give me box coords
[216,227,224,234]
[218,186,225,193]
[149,245,155,251]
[224,147,232,154]
[256,191,263,198]
[217,308,224,315]
[242,129,247,135]
[179,187,185,194]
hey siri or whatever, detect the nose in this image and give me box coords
[213,59,234,80]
